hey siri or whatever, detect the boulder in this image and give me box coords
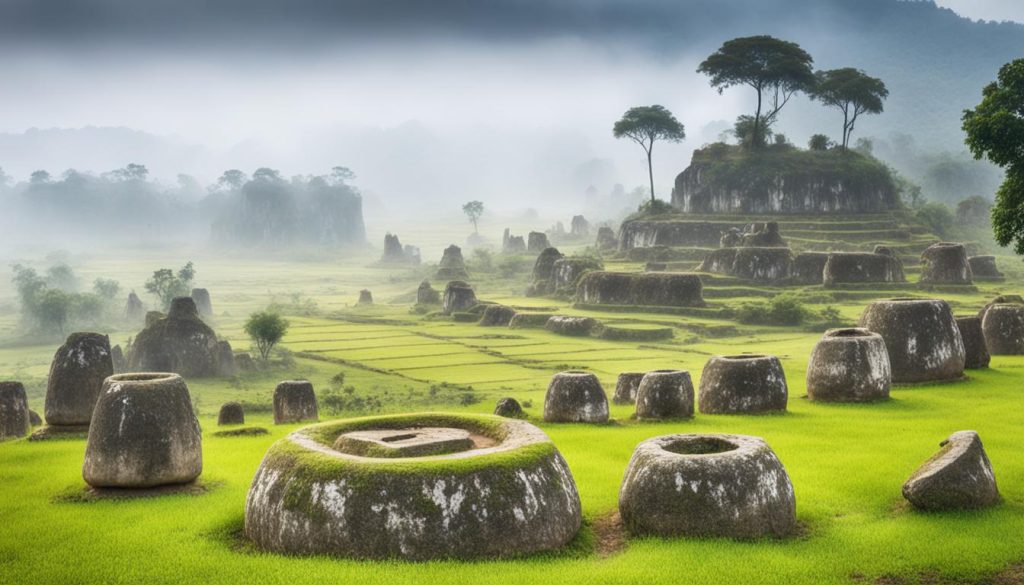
[859,299,965,383]
[216,340,237,377]
[382,233,419,263]
[697,248,738,275]
[981,303,1024,355]
[635,370,694,420]
[919,242,973,285]
[731,247,793,282]
[978,295,1024,320]
[550,257,603,293]
[698,355,788,414]
[503,233,526,253]
[110,344,126,374]
[82,373,202,488]
[792,252,830,285]
[493,397,525,418]
[596,226,617,250]
[528,247,564,295]
[145,311,165,327]
[191,288,213,317]
[823,252,905,287]
[218,401,245,426]
[527,231,550,253]
[968,255,1003,280]
[619,434,796,538]
[273,380,319,424]
[806,328,891,402]
[956,316,991,369]
[613,372,646,405]
[508,312,554,329]
[0,381,31,441]
[570,215,590,237]
[128,297,220,378]
[235,353,256,372]
[244,413,582,560]
[436,245,469,280]
[619,219,739,250]
[740,222,786,247]
[403,245,421,264]
[416,280,441,305]
[575,271,705,307]
[545,316,599,337]
[902,431,999,511]
[442,281,477,314]
[124,291,145,321]
[480,305,516,327]
[720,227,743,248]
[358,289,373,305]
[873,245,898,257]
[44,332,114,428]
[543,371,609,423]
[29,409,42,427]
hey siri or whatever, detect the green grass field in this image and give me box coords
[1,221,1022,585]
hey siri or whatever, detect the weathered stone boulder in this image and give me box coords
[740,222,786,247]
[0,381,31,441]
[619,220,739,250]
[873,245,898,257]
[442,281,477,314]
[403,245,421,264]
[436,245,469,280]
[235,353,256,372]
[244,414,582,560]
[570,215,590,237]
[128,298,220,378]
[968,255,1003,280]
[545,316,599,337]
[273,380,319,424]
[543,371,609,423]
[82,373,202,488]
[527,231,550,253]
[619,434,796,538]
[720,227,743,248]
[493,397,524,418]
[806,328,891,402]
[613,372,646,405]
[45,332,113,428]
[859,299,965,383]
[358,289,373,305]
[191,288,213,317]
[527,247,564,295]
[508,312,555,329]
[381,233,419,264]
[635,370,694,420]
[731,247,793,282]
[919,242,973,285]
[550,257,603,293]
[29,409,42,427]
[110,344,126,374]
[902,431,999,511]
[698,355,788,414]
[981,303,1024,355]
[697,248,737,275]
[823,252,905,287]
[480,305,516,327]
[978,295,1024,320]
[145,311,165,327]
[596,226,617,250]
[124,291,145,321]
[218,401,245,426]
[503,232,526,253]
[956,316,991,369]
[792,252,830,285]
[216,340,237,377]
[417,280,441,305]
[575,271,705,307]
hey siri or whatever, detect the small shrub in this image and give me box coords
[737,295,810,326]
[638,198,674,216]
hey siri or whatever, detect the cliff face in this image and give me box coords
[671,146,901,215]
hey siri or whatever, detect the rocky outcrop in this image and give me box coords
[968,256,1003,280]
[570,215,590,237]
[543,371,608,423]
[527,231,550,253]
[902,431,999,511]
[416,280,441,305]
[550,257,603,294]
[805,328,891,402]
[823,252,905,287]
[442,281,477,314]
[527,247,565,296]
[576,272,704,307]
[731,248,793,282]
[128,298,221,378]
[698,248,738,275]
[480,305,516,327]
[502,229,526,253]
[619,220,741,250]
[740,222,786,247]
[919,242,973,285]
[792,252,830,285]
[381,233,420,264]
[45,332,114,429]
[191,288,213,317]
[436,245,469,280]
[596,226,617,250]
[124,292,145,321]
[493,397,525,418]
[859,299,965,383]
[545,316,599,337]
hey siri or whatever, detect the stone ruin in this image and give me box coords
[110,345,126,374]
[619,434,796,538]
[493,397,524,418]
[358,289,373,305]
[527,231,551,253]
[919,242,973,285]
[720,227,743,248]
[244,413,582,560]
[575,271,704,308]
[596,226,617,251]
[43,332,113,432]
[698,355,788,414]
[823,251,905,287]
[508,312,554,329]
[416,280,441,305]
[549,256,603,295]
[128,297,222,378]
[215,341,236,377]
[697,248,738,275]
[902,431,999,511]
[956,316,991,369]
[145,311,164,327]
[980,302,1024,355]
[792,252,830,285]
[502,228,526,253]
[731,248,793,282]
[191,288,213,317]
[435,244,469,280]
[613,372,646,405]
[380,233,421,264]
[805,328,891,402]
[124,291,145,321]
[570,215,590,237]
[273,380,319,424]
[526,247,565,296]
[740,222,786,247]
[0,381,31,441]
[479,305,516,327]
[82,373,202,488]
[218,401,245,426]
[859,299,965,383]
[968,255,1003,280]
[545,316,599,337]
[442,281,477,314]
[635,370,694,420]
[543,371,609,423]
[29,409,42,427]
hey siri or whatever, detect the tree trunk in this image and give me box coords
[753,86,763,148]
[647,142,655,204]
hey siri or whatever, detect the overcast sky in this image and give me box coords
[936,0,1024,22]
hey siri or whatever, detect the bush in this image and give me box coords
[638,198,674,215]
[737,295,810,326]
[914,202,955,238]
[808,134,832,151]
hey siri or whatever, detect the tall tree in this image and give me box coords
[810,68,888,150]
[698,36,814,149]
[612,105,686,204]
[963,59,1024,254]
[462,201,484,234]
